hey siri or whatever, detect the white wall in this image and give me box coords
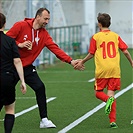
[61,0,84,25]
[96,0,132,48]
[4,0,26,29]
[82,0,96,53]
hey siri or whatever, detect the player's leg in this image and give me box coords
[105,90,115,115]
[95,90,109,102]
[1,72,17,132]
[24,65,56,128]
[108,100,117,128]
[4,102,15,133]
[95,78,109,102]
[106,78,120,128]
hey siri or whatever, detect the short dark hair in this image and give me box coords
[35,8,50,18]
[0,13,6,29]
[97,13,111,27]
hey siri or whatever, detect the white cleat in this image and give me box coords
[40,120,56,128]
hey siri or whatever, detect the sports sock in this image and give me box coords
[95,91,109,102]
[109,100,116,123]
[42,117,48,122]
[4,114,15,133]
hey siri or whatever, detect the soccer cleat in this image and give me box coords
[110,122,118,128]
[40,120,56,128]
[105,96,114,115]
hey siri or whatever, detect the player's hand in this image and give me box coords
[70,59,79,67]
[20,81,27,94]
[18,41,32,49]
[74,59,85,71]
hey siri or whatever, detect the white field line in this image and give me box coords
[15,97,56,118]
[45,81,88,83]
[16,97,36,99]
[88,78,95,82]
[131,120,133,124]
[0,97,56,121]
[38,70,93,74]
[58,83,133,133]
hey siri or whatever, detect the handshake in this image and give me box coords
[71,59,85,71]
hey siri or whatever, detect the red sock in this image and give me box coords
[95,91,109,102]
[109,100,116,123]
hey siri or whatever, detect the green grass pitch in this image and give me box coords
[0,49,133,133]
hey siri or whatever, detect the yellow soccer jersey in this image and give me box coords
[89,30,128,78]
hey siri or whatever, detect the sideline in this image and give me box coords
[15,97,56,118]
[0,97,56,121]
[58,83,133,133]
[88,78,95,82]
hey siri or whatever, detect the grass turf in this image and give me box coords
[0,49,133,133]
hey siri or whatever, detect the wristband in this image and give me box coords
[69,60,72,64]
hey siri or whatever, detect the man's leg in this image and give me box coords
[25,70,47,119]
[24,66,56,128]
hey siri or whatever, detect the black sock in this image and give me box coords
[4,114,15,133]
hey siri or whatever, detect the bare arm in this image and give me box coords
[82,53,94,64]
[122,50,133,67]
[74,53,94,70]
[13,58,26,94]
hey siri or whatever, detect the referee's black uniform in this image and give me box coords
[1,30,48,119]
[0,31,20,110]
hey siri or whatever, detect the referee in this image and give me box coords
[0,13,26,133]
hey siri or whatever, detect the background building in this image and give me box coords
[0,0,132,65]
[1,0,132,47]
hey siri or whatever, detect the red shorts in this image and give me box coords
[94,78,120,91]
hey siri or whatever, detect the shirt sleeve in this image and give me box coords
[88,36,96,54]
[118,36,128,51]
[45,34,72,63]
[6,22,22,45]
[12,39,20,58]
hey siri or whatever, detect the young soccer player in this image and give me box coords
[74,13,133,128]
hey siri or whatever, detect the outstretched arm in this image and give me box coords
[74,53,94,70]
[122,50,133,67]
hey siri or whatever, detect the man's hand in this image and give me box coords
[71,59,85,71]
[18,40,32,50]
[74,59,84,70]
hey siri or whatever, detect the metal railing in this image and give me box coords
[39,25,84,65]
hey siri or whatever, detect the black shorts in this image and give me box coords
[0,72,17,106]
